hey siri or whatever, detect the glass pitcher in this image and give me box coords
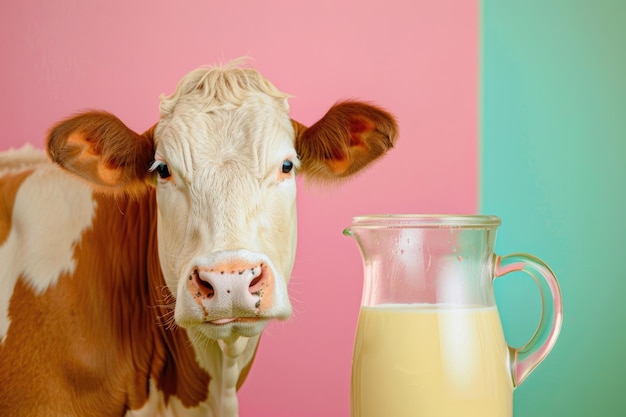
[344,215,562,417]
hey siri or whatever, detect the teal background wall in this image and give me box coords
[482,1,626,416]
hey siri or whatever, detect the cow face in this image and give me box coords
[151,69,299,339]
[46,63,398,342]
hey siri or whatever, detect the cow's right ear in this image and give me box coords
[46,111,155,196]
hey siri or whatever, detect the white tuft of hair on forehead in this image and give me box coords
[158,59,291,119]
[153,60,298,190]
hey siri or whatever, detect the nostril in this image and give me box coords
[249,275,262,291]
[194,269,215,298]
[248,264,265,294]
[198,278,215,294]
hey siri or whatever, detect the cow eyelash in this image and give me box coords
[149,160,172,179]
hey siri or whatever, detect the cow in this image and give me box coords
[0,62,398,416]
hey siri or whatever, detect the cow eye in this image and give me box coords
[281,160,294,174]
[156,164,171,179]
[150,161,171,179]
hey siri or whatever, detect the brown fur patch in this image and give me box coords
[0,191,213,415]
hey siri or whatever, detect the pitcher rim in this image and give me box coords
[348,214,502,228]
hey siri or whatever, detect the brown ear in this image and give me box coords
[46,111,155,196]
[293,101,398,182]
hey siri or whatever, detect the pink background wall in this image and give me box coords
[0,1,478,415]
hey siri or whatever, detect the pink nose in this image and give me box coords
[188,260,270,302]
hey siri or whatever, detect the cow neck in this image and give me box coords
[143,190,215,408]
[92,191,211,410]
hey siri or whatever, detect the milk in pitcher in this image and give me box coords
[351,304,513,417]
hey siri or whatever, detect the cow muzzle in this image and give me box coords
[181,250,290,338]
[190,260,270,318]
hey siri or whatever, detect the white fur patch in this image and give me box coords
[190,334,259,417]
[0,162,96,342]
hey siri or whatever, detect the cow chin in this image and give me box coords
[191,318,271,340]
[174,296,291,340]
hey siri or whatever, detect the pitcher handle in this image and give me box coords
[493,253,563,387]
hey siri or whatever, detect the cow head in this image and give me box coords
[46,63,397,342]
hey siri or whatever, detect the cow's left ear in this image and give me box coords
[46,111,155,196]
[292,101,398,182]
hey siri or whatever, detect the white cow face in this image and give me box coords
[151,70,299,339]
[45,62,398,342]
